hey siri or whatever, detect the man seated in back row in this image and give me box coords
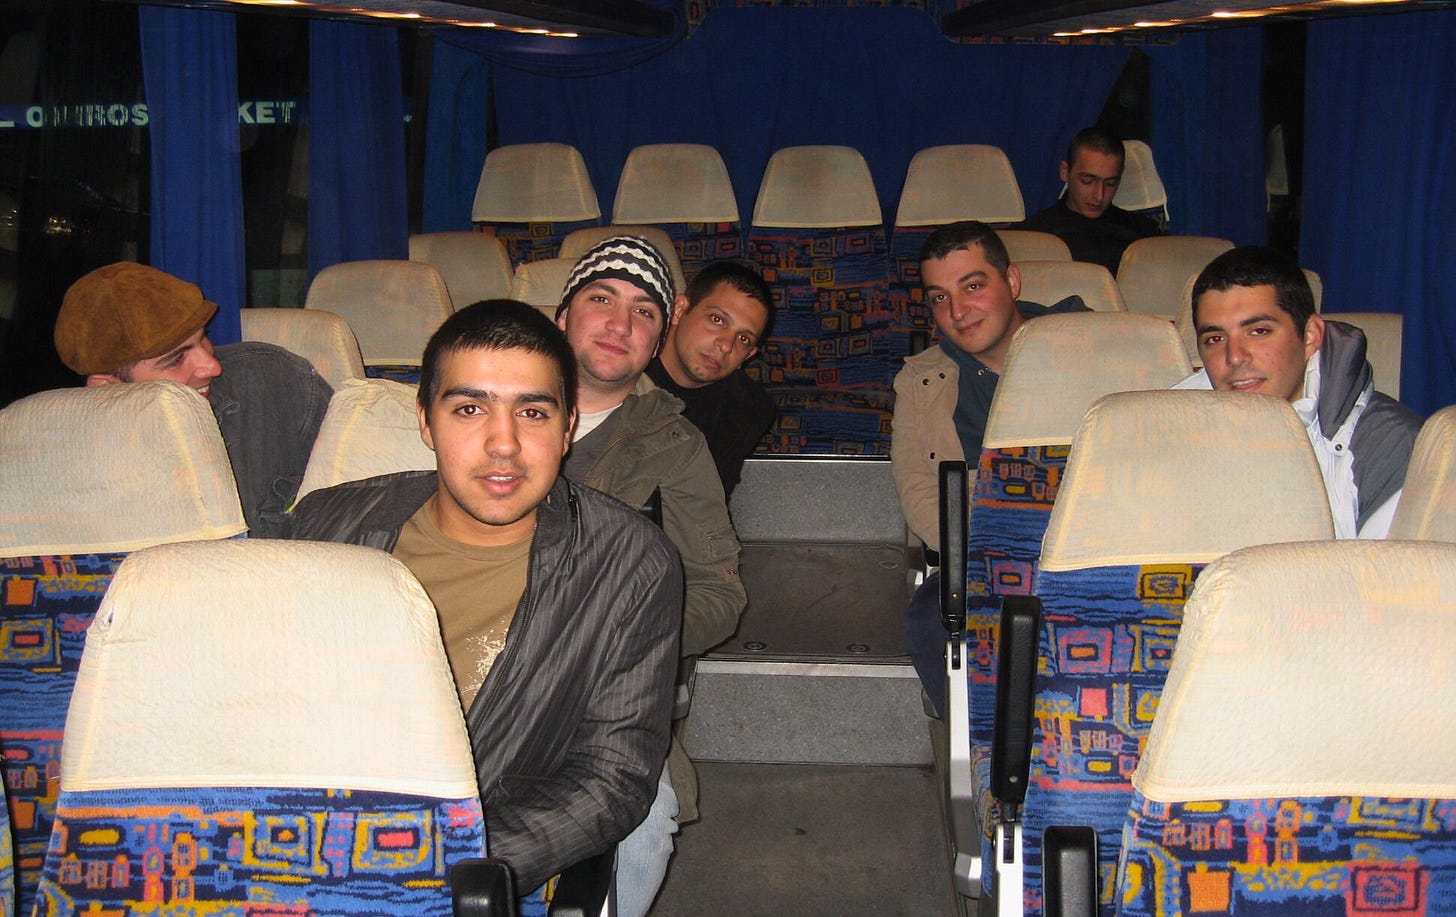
[891,221,1088,717]
[288,299,681,893]
[646,260,777,498]
[52,262,332,536]
[1016,126,1163,273]
[1175,245,1421,538]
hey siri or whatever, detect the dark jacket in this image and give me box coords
[287,472,681,891]
[645,358,776,498]
[1017,200,1162,273]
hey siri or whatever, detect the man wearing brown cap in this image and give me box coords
[54,261,332,537]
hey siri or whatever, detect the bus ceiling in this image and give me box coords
[941,0,1446,38]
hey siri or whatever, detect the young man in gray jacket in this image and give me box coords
[288,300,682,895]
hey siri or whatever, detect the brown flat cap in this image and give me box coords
[54,262,218,375]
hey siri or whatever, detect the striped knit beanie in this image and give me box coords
[556,235,675,339]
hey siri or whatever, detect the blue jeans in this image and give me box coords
[614,766,680,917]
[904,571,947,718]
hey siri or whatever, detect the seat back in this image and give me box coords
[1174,266,1324,367]
[1111,140,1168,227]
[558,226,688,297]
[964,315,1190,769]
[1328,312,1402,398]
[1115,236,1233,319]
[304,260,454,383]
[998,230,1072,263]
[408,231,515,310]
[1017,390,1333,913]
[471,142,602,266]
[749,145,895,454]
[612,143,744,279]
[1015,261,1126,313]
[0,382,245,917]
[1389,404,1456,541]
[33,539,484,917]
[240,306,367,389]
[1116,540,1456,916]
[296,379,435,503]
[510,257,576,318]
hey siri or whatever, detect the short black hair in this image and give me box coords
[1191,246,1316,333]
[418,299,578,420]
[684,260,776,342]
[918,220,1011,275]
[1065,126,1126,169]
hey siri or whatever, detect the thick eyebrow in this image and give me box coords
[585,278,656,305]
[440,386,561,408]
[926,270,988,294]
[152,341,195,364]
[1196,312,1285,336]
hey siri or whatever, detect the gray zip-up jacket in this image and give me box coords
[287,473,681,892]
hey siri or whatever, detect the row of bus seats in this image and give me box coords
[929,310,1456,914]
[0,383,605,917]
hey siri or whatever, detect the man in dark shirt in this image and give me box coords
[645,260,776,498]
[1017,127,1163,273]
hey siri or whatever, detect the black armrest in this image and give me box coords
[991,595,1041,807]
[451,857,517,917]
[548,847,615,917]
[1043,826,1099,917]
[938,460,969,641]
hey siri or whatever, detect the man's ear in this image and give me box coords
[85,373,121,387]
[1005,263,1022,302]
[555,307,569,332]
[1058,160,1070,184]
[1303,313,1326,360]
[669,293,688,328]
[563,409,577,451]
[417,402,436,452]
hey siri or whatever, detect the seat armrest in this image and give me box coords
[1042,826,1099,917]
[549,847,616,917]
[451,857,518,917]
[992,595,1042,807]
[938,460,969,640]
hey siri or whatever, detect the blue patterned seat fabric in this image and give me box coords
[1116,794,1456,915]
[1,767,13,917]
[480,219,601,268]
[1,553,125,917]
[364,364,424,385]
[34,786,484,916]
[654,221,746,285]
[1009,562,1203,915]
[747,226,898,454]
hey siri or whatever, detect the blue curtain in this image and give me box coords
[460,7,1127,225]
[1147,27,1265,242]
[1303,9,1456,415]
[422,41,491,232]
[308,19,408,275]
[139,6,245,345]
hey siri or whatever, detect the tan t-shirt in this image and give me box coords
[392,496,532,711]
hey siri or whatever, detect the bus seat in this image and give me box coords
[30,538,501,917]
[241,306,367,389]
[510,258,574,319]
[1174,266,1323,368]
[471,142,602,268]
[611,143,744,281]
[1326,312,1402,399]
[946,315,1190,900]
[1014,261,1126,313]
[558,226,688,297]
[409,231,515,310]
[1389,405,1456,541]
[1111,140,1168,229]
[983,391,1332,914]
[304,259,454,384]
[1115,236,1233,320]
[749,145,895,455]
[295,379,434,503]
[889,145,1027,361]
[1111,540,1456,916]
[0,382,245,917]
[997,230,1072,263]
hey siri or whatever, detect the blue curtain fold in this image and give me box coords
[1303,9,1456,415]
[423,41,491,232]
[308,19,408,276]
[139,6,245,345]
[1147,27,1265,242]
[459,7,1128,226]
